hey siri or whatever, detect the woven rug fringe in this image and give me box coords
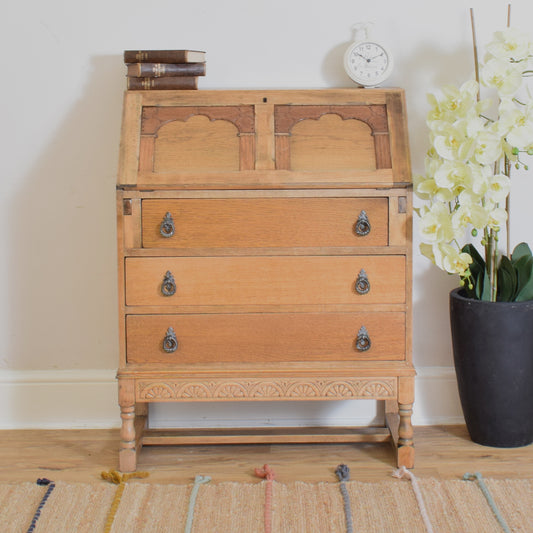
[101,470,149,533]
[464,472,511,533]
[255,464,276,533]
[393,466,435,533]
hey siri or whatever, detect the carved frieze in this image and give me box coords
[136,377,397,401]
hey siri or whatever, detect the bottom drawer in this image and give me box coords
[126,312,405,364]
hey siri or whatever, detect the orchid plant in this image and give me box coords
[415,27,533,301]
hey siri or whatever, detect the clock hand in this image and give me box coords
[354,53,372,63]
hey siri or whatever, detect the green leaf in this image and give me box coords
[462,244,486,299]
[497,256,517,302]
[516,277,533,301]
[475,270,484,300]
[462,243,485,273]
[481,269,492,301]
[514,255,533,298]
[515,255,533,301]
[511,242,533,265]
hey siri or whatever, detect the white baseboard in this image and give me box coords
[0,369,120,429]
[0,367,464,429]
[412,366,464,425]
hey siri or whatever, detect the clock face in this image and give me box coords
[344,41,393,87]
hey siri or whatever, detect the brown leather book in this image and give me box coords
[124,50,206,63]
[126,62,206,78]
[127,76,199,90]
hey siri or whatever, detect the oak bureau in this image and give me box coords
[115,88,415,472]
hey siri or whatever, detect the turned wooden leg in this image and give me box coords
[397,377,415,468]
[118,379,137,473]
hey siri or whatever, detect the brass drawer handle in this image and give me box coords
[354,210,371,236]
[161,271,177,296]
[160,212,175,238]
[355,269,370,295]
[355,326,371,352]
[162,327,178,353]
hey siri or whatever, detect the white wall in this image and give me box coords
[1,0,532,428]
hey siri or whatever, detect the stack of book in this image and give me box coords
[124,50,206,90]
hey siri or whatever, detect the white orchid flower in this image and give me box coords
[469,163,492,196]
[499,99,533,150]
[485,28,532,62]
[413,174,436,200]
[427,80,480,125]
[434,243,473,275]
[472,129,504,165]
[433,160,472,192]
[481,57,523,96]
[433,120,475,161]
[419,203,455,244]
[458,188,483,206]
[486,173,511,203]
[419,243,436,265]
[488,207,508,230]
[452,204,490,234]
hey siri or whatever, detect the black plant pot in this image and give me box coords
[450,288,533,447]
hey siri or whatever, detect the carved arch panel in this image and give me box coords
[274,104,391,171]
[139,105,255,173]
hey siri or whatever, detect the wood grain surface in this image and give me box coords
[125,311,406,364]
[124,255,406,307]
[141,197,388,249]
[0,426,530,483]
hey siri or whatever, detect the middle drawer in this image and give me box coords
[125,256,405,307]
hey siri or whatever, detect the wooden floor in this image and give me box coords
[1,425,532,484]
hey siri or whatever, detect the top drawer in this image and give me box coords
[141,197,388,249]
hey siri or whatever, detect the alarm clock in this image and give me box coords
[344,22,394,88]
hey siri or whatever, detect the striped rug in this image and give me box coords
[1,471,532,532]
